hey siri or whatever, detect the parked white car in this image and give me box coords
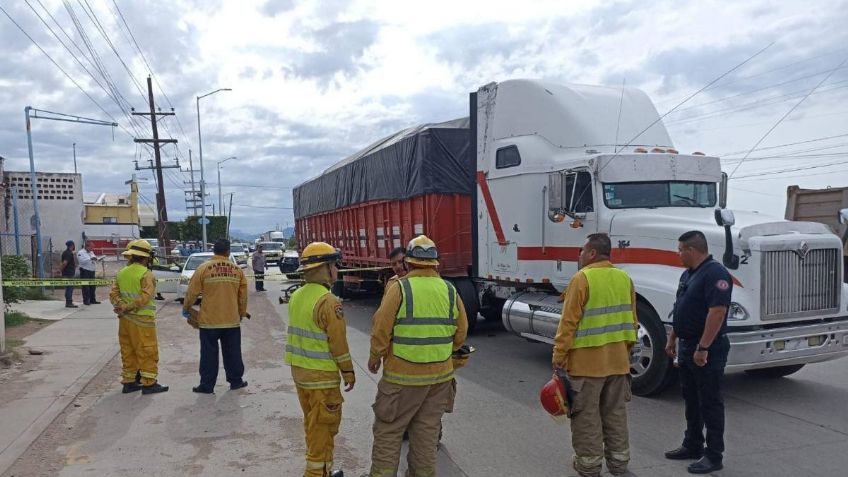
[176,252,241,302]
[231,243,249,265]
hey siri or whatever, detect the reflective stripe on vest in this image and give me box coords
[116,264,156,318]
[392,277,458,364]
[285,283,338,372]
[573,267,637,349]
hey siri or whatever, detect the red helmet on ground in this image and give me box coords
[540,370,574,420]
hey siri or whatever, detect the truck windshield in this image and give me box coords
[603,181,716,209]
[261,242,284,251]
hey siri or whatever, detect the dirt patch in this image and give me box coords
[0,319,55,404]
[4,318,53,343]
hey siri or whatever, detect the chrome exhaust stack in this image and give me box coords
[503,291,563,344]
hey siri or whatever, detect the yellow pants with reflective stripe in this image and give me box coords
[118,317,159,386]
[297,386,343,477]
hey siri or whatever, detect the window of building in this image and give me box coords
[496,145,521,169]
[103,217,118,224]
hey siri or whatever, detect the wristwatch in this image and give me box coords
[696,344,710,352]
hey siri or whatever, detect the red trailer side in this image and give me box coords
[296,193,472,277]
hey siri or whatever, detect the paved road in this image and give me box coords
[5,269,848,476]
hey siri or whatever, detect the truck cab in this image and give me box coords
[475,79,848,395]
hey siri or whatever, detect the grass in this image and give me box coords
[4,311,31,328]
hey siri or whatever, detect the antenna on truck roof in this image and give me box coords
[597,41,775,174]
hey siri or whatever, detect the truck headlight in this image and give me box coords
[728,302,749,321]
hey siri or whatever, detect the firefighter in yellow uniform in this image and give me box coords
[110,239,169,395]
[552,233,638,477]
[286,242,354,477]
[367,235,469,477]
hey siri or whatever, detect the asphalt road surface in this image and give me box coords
[5,269,848,476]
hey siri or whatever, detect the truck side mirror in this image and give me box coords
[839,208,848,225]
[714,208,735,227]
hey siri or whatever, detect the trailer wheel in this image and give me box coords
[451,278,479,333]
[631,301,676,397]
[744,364,805,378]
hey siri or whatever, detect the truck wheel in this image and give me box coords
[451,278,479,333]
[744,364,805,378]
[481,296,505,325]
[631,301,676,397]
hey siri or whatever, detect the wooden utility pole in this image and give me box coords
[133,76,177,252]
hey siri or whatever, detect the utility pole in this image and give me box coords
[133,76,177,253]
[72,142,77,175]
[227,192,234,240]
[182,149,203,216]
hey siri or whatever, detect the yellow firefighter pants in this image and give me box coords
[296,386,344,477]
[569,374,631,476]
[368,379,455,477]
[118,317,159,386]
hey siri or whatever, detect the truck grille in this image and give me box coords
[761,248,840,319]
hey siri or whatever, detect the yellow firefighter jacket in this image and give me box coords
[184,255,248,329]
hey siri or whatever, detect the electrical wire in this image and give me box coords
[719,133,848,157]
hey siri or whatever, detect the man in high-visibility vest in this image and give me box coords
[367,235,469,477]
[109,239,169,395]
[286,242,354,477]
[552,233,638,477]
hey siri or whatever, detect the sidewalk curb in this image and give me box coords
[0,343,120,475]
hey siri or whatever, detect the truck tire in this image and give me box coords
[631,301,677,397]
[451,278,479,333]
[744,364,805,378]
[481,296,505,325]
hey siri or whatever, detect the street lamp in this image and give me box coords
[196,88,231,251]
[217,156,237,216]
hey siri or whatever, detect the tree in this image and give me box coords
[182,216,227,242]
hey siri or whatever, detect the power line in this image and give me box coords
[729,56,848,178]
[0,4,137,139]
[719,133,848,157]
[731,158,848,180]
[232,204,293,210]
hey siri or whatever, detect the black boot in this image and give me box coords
[688,456,723,474]
[142,382,169,394]
[193,385,214,394]
[665,446,704,460]
[230,380,248,390]
[328,471,344,477]
[122,382,142,393]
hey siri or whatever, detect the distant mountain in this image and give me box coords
[282,227,294,239]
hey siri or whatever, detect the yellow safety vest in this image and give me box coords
[393,277,458,364]
[573,267,637,348]
[285,283,339,372]
[116,263,156,325]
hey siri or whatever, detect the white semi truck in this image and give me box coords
[295,78,848,397]
[472,80,848,395]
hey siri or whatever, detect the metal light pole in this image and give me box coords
[25,107,116,278]
[196,88,231,251]
[217,156,237,216]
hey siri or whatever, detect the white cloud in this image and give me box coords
[0,0,846,234]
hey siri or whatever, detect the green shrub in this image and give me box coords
[2,255,32,311]
[4,311,30,327]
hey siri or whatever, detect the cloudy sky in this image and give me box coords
[1,0,846,236]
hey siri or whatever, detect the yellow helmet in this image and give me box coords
[122,239,154,259]
[297,242,342,272]
[405,235,439,266]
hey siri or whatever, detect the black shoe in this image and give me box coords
[91,300,101,304]
[230,380,248,390]
[65,303,78,308]
[192,385,215,394]
[688,456,723,474]
[122,382,142,393]
[83,302,90,305]
[141,383,169,394]
[155,294,165,301]
[329,471,344,477]
[665,446,704,460]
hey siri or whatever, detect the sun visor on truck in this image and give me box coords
[293,118,473,219]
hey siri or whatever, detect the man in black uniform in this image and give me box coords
[665,230,732,474]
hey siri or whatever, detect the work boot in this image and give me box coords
[65,303,78,308]
[141,383,169,394]
[665,446,704,460]
[192,385,214,394]
[687,456,723,474]
[91,300,101,304]
[122,382,142,393]
[230,380,248,390]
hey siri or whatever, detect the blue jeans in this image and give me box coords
[63,273,75,303]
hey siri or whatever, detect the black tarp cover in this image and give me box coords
[293,118,472,219]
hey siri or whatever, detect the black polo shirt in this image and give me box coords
[672,256,732,341]
[61,249,76,277]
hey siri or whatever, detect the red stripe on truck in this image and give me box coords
[476,171,508,246]
[517,246,743,287]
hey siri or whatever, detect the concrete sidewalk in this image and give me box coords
[0,301,152,475]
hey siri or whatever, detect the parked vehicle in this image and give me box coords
[231,243,248,265]
[294,79,848,396]
[279,249,300,277]
[785,185,848,280]
[256,241,285,264]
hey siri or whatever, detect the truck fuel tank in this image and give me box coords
[503,291,563,344]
